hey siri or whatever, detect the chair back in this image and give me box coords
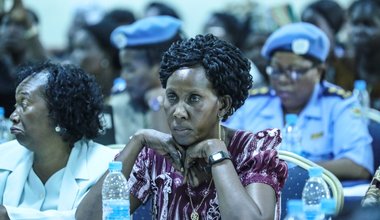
[279,150,344,219]
[368,108,380,171]
[132,197,153,220]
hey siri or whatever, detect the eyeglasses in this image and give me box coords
[265,65,316,81]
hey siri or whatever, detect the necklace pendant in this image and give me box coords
[191,210,199,220]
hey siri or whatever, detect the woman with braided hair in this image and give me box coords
[76,34,288,220]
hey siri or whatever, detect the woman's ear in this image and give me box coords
[218,95,232,118]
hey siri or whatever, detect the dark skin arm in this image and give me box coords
[184,137,276,220]
[318,158,371,180]
[75,129,183,220]
[77,128,277,220]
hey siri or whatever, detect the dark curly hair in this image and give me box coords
[159,34,252,120]
[16,61,104,146]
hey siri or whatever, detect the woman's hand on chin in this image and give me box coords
[135,129,185,172]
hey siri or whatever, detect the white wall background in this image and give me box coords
[21,0,354,50]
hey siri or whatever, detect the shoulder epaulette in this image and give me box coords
[322,86,352,99]
[248,87,271,97]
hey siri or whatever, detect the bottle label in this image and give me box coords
[103,200,130,220]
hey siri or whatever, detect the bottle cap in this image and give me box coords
[0,107,4,117]
[113,77,126,86]
[321,198,336,215]
[354,80,367,91]
[112,77,127,93]
[108,161,122,171]
[308,166,323,177]
[285,114,298,125]
[287,199,304,214]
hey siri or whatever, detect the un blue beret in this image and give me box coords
[261,22,330,62]
[111,15,182,49]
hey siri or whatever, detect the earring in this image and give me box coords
[55,126,61,133]
[217,112,223,121]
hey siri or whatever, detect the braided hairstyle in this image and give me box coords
[16,61,104,146]
[159,34,252,120]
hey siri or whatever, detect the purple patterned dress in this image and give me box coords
[128,128,288,219]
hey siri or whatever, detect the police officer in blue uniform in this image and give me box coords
[226,22,373,180]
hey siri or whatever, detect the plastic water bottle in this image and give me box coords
[284,199,306,220]
[302,167,331,220]
[0,107,9,144]
[319,198,336,220]
[102,161,130,220]
[353,80,370,124]
[111,77,127,94]
[282,114,302,155]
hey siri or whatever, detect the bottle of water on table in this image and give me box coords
[320,198,336,220]
[302,167,331,220]
[284,199,305,220]
[102,161,130,220]
[353,80,370,124]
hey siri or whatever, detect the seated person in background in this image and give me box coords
[70,10,135,99]
[226,22,373,181]
[348,0,380,110]
[144,1,180,19]
[203,11,267,88]
[70,11,136,144]
[76,34,288,220]
[0,62,116,219]
[0,0,47,117]
[110,15,184,133]
[301,0,356,91]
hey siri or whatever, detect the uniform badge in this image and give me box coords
[291,38,310,55]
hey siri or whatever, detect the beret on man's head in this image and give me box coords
[261,22,330,62]
[111,15,182,49]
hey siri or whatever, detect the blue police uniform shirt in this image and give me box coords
[225,81,374,174]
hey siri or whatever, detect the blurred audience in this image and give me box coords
[144,1,180,19]
[203,12,248,50]
[0,0,47,117]
[226,22,373,181]
[0,61,115,219]
[66,5,105,57]
[70,9,135,98]
[348,0,380,110]
[110,15,184,134]
[203,11,266,88]
[301,0,356,91]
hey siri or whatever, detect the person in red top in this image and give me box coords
[76,34,288,220]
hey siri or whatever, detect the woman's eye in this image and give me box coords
[166,93,177,102]
[21,101,29,109]
[189,95,200,103]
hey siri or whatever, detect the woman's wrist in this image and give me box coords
[205,140,227,158]
[116,131,145,161]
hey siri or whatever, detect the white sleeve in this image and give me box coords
[4,206,76,220]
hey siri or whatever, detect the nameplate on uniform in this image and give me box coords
[310,132,323,140]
